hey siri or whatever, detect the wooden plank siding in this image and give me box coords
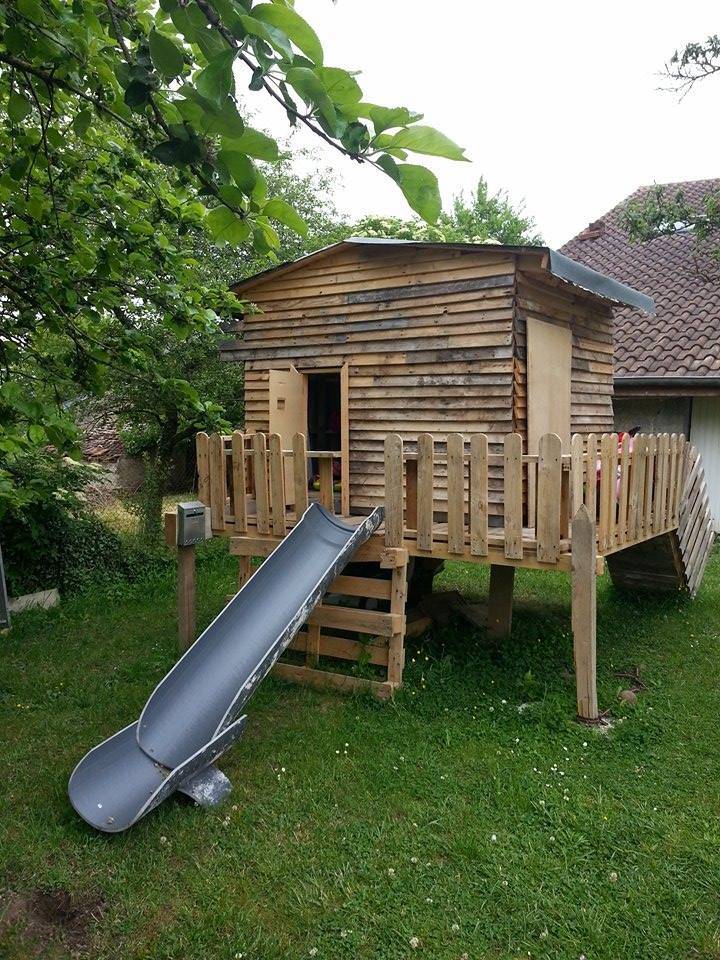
[223,245,617,519]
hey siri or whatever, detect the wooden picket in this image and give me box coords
[536,433,562,563]
[469,433,488,556]
[446,433,465,555]
[197,429,694,565]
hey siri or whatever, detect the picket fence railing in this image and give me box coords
[195,430,688,563]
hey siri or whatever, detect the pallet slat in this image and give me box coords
[446,433,465,555]
[503,433,523,560]
[536,433,562,563]
[470,434,489,556]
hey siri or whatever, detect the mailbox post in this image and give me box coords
[175,502,209,654]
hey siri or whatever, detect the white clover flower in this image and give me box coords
[491,833,497,842]
[451,922,460,933]
[387,867,395,877]
[409,936,421,949]
[609,871,618,882]
[309,949,318,957]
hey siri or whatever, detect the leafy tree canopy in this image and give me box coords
[622,32,720,269]
[0,0,467,515]
[350,178,542,246]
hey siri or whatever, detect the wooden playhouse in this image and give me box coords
[176,240,715,722]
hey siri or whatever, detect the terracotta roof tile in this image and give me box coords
[561,178,720,379]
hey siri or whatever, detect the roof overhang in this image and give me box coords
[547,250,655,313]
[231,238,655,313]
[614,376,720,398]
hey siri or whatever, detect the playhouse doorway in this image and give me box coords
[307,372,341,453]
[268,364,349,513]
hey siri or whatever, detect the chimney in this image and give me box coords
[578,220,606,241]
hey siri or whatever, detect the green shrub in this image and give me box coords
[0,452,174,597]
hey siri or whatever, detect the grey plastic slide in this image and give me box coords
[69,503,384,832]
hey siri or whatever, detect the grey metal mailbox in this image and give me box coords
[177,501,209,546]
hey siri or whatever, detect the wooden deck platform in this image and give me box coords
[174,427,713,722]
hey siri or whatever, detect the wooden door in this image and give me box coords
[527,317,572,451]
[269,366,308,505]
[527,317,572,525]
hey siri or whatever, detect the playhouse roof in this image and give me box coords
[232,238,655,314]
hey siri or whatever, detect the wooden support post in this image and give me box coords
[387,561,408,686]
[318,456,334,511]
[487,564,515,639]
[178,544,196,655]
[571,504,599,721]
[237,555,251,591]
[306,622,321,668]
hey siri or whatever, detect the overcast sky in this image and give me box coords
[251,0,719,247]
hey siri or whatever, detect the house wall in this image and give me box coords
[613,396,691,437]
[690,397,720,532]
[614,394,719,531]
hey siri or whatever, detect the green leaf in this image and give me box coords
[217,183,247,207]
[286,66,336,128]
[385,125,468,162]
[4,26,26,55]
[206,206,251,244]
[253,218,280,252]
[151,136,203,166]
[17,0,43,17]
[376,153,400,182]
[239,14,293,60]
[218,149,257,193]
[396,164,441,223]
[72,108,93,137]
[8,92,32,123]
[252,3,323,64]
[368,105,423,134]
[316,67,362,105]
[149,29,185,78]
[201,98,245,137]
[263,197,307,235]
[224,126,278,161]
[124,80,153,107]
[8,155,29,181]
[195,49,236,110]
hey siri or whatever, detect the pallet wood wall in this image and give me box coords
[223,245,617,518]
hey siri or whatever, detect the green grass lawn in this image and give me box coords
[2,544,720,959]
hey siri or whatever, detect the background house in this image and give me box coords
[561,178,720,530]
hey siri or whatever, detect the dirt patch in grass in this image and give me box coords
[0,888,106,956]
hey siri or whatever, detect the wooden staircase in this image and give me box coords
[607,447,715,596]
